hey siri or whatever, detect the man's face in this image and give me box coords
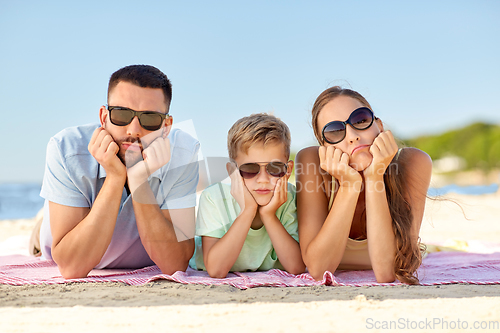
[99,81,172,167]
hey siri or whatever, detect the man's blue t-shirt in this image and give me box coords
[39,123,199,269]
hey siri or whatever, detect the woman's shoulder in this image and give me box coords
[296,146,320,163]
[399,147,433,175]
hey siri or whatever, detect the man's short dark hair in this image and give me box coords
[108,65,173,110]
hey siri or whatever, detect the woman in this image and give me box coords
[296,86,432,284]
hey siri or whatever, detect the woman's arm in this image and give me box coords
[401,148,433,242]
[296,146,361,280]
[363,131,399,282]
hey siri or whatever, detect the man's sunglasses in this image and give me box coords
[321,107,375,144]
[107,105,169,131]
[238,162,288,179]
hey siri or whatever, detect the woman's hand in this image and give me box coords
[319,145,362,189]
[363,130,398,181]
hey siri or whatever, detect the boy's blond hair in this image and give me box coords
[227,113,291,161]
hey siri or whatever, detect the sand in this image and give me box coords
[1,191,499,332]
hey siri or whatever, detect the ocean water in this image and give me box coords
[0,183,44,220]
[0,182,498,220]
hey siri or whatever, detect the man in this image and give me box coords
[38,65,199,278]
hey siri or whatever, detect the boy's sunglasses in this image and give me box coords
[107,105,169,131]
[238,162,288,179]
[321,107,375,144]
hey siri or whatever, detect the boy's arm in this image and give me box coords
[202,208,256,278]
[259,178,305,275]
[202,164,259,278]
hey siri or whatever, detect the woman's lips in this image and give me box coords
[351,145,370,155]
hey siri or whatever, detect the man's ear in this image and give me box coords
[99,105,108,128]
[162,115,173,138]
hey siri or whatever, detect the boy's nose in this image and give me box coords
[255,166,270,183]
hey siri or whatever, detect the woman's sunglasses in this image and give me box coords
[107,105,168,131]
[321,107,375,144]
[238,162,288,179]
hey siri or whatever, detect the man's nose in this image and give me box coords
[127,116,142,137]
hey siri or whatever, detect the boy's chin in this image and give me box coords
[254,196,273,207]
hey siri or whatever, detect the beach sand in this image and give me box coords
[1,192,499,332]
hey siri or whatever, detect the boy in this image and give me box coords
[190,113,305,278]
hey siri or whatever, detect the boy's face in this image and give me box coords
[234,142,291,206]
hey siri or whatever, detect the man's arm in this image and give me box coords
[126,134,199,274]
[50,127,127,279]
[131,183,196,274]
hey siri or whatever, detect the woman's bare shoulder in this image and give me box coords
[296,146,320,163]
[400,147,433,172]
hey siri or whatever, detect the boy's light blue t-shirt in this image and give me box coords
[189,182,298,272]
[39,123,200,269]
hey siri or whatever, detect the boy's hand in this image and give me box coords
[363,131,398,181]
[259,176,289,218]
[226,162,258,214]
[319,145,361,188]
[88,127,126,179]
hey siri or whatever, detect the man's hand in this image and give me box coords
[127,136,171,182]
[319,145,362,188]
[126,134,171,202]
[226,162,258,214]
[259,175,289,219]
[363,131,398,181]
[88,127,126,179]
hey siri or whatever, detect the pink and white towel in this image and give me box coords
[1,251,499,288]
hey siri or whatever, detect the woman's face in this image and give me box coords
[316,95,383,171]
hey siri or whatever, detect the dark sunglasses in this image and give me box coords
[107,105,169,131]
[238,162,288,179]
[321,107,375,144]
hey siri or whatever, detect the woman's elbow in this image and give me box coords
[306,261,334,281]
[374,271,396,283]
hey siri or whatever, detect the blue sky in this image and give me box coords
[1,0,499,183]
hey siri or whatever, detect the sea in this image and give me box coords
[0,182,498,220]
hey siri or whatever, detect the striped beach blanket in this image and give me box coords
[1,251,499,288]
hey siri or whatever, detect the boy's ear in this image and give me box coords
[286,160,294,177]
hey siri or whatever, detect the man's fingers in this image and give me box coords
[88,127,103,149]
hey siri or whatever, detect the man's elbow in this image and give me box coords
[57,264,91,279]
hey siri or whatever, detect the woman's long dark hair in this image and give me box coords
[311,86,425,284]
